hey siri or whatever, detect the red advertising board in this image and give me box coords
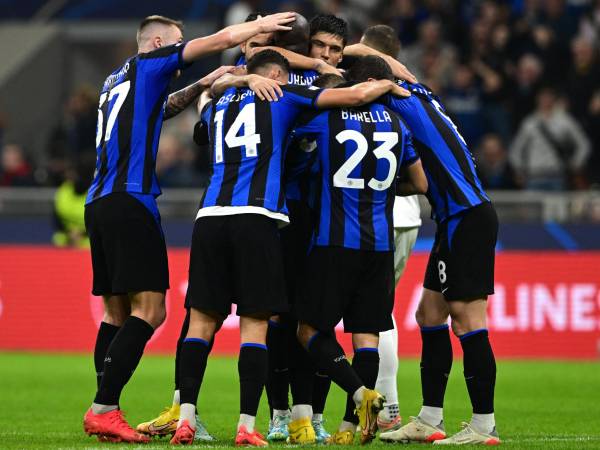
[0,246,599,358]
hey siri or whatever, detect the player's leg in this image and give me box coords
[171,215,232,444]
[380,288,450,443]
[288,317,317,443]
[234,314,270,447]
[376,226,419,431]
[84,193,168,443]
[171,308,221,445]
[265,314,291,441]
[298,324,384,445]
[231,214,289,446]
[433,202,499,446]
[94,295,130,388]
[340,333,380,436]
[311,370,332,442]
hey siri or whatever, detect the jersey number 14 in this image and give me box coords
[214,103,261,163]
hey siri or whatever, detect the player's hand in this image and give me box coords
[231,65,247,76]
[391,83,411,98]
[316,60,343,77]
[256,12,296,33]
[386,57,418,84]
[248,74,284,102]
[199,66,236,88]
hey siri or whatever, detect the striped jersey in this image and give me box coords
[293,103,419,251]
[197,84,322,222]
[383,82,489,223]
[235,55,319,202]
[86,43,188,204]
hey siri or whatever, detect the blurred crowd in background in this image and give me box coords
[1,0,599,194]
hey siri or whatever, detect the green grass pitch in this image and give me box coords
[0,353,599,449]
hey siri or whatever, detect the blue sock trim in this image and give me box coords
[183,337,209,346]
[241,342,267,350]
[355,347,379,353]
[459,328,488,341]
[307,332,319,350]
[420,324,449,332]
[268,320,285,328]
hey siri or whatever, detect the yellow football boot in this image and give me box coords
[287,417,316,445]
[326,430,355,445]
[136,404,179,436]
[355,389,385,445]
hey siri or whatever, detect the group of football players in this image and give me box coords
[82,9,500,447]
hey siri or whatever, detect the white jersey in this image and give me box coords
[393,195,422,228]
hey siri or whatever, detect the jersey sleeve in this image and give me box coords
[293,110,326,137]
[400,126,419,167]
[137,43,189,77]
[193,102,212,146]
[282,84,323,109]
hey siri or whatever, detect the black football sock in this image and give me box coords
[343,348,380,424]
[266,320,290,413]
[94,316,154,406]
[312,372,331,415]
[289,334,314,407]
[420,324,453,408]
[239,343,269,416]
[179,338,211,406]
[460,329,496,414]
[306,332,363,396]
[94,322,120,388]
[174,309,191,392]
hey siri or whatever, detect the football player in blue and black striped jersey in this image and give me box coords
[292,66,427,445]
[172,50,410,446]
[82,12,298,444]
[347,56,501,446]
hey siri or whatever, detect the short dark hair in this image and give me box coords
[247,49,290,75]
[309,14,348,45]
[346,55,394,82]
[137,15,183,44]
[361,25,400,57]
[312,74,346,88]
[245,12,268,22]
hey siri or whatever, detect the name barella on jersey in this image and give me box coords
[198,84,322,221]
[87,44,188,204]
[383,82,489,223]
[294,103,419,251]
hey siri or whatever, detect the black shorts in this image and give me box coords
[185,214,288,318]
[296,246,394,334]
[424,202,498,301]
[85,193,169,296]
[280,200,314,305]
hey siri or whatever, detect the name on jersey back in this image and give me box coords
[341,109,392,123]
[216,89,255,106]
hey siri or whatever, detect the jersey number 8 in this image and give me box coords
[333,130,398,191]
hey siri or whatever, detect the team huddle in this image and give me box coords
[82,10,500,447]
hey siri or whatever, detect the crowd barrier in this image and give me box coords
[0,246,599,359]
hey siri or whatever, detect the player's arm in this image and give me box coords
[315,80,410,108]
[343,43,417,83]
[257,46,343,76]
[182,13,295,62]
[397,160,427,195]
[210,73,284,101]
[164,66,234,119]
